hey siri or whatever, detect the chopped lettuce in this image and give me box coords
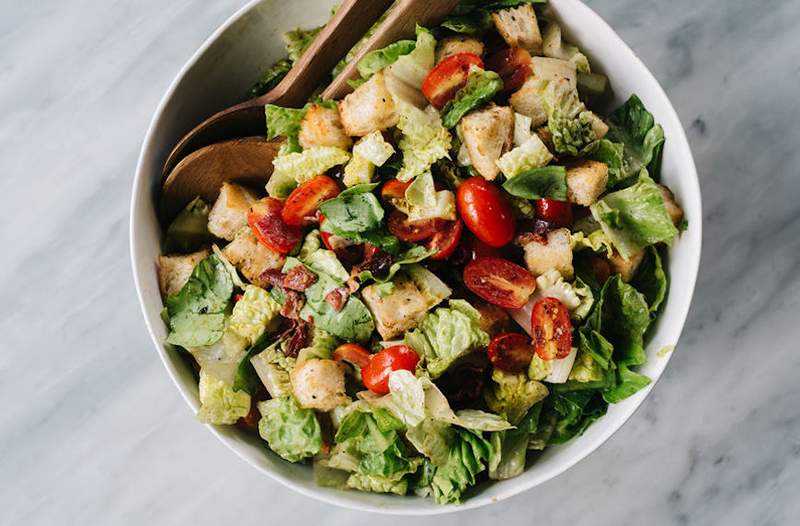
[430,428,493,504]
[318,183,385,234]
[441,68,504,128]
[440,10,492,35]
[251,341,296,399]
[542,22,590,74]
[283,26,322,62]
[631,246,668,314]
[585,139,626,187]
[228,285,281,345]
[391,170,456,222]
[540,79,597,156]
[296,326,340,364]
[405,264,453,308]
[405,299,489,378]
[164,254,233,348]
[385,25,436,92]
[484,370,548,425]
[571,229,614,254]
[605,95,666,182]
[590,171,678,260]
[197,371,251,425]
[356,245,433,285]
[162,197,213,254]
[497,134,554,179]
[265,104,307,153]
[258,396,322,462]
[346,473,409,495]
[502,166,567,200]
[267,146,351,197]
[393,99,453,182]
[343,132,396,187]
[357,40,416,81]
[489,403,543,480]
[250,58,292,98]
[546,390,608,444]
[188,330,249,386]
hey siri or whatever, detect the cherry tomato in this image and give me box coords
[463,257,536,309]
[427,219,463,261]
[319,215,362,264]
[457,177,515,248]
[362,345,420,395]
[486,47,532,92]
[487,332,535,373]
[531,297,573,360]
[535,199,573,227]
[248,197,302,254]
[333,343,371,370]
[281,175,340,226]
[422,53,484,109]
[387,209,443,242]
[380,178,411,202]
[464,234,505,261]
[233,293,244,303]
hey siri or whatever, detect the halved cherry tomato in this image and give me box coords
[427,219,463,261]
[281,175,340,226]
[362,345,420,395]
[463,257,536,309]
[535,199,573,227]
[422,53,484,109]
[233,293,244,303]
[333,343,371,370]
[387,209,442,242]
[487,332,535,373]
[531,297,572,360]
[457,177,515,248]
[248,197,302,254]
[319,215,362,264]
[486,47,532,92]
[380,178,411,202]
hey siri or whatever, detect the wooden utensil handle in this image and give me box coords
[322,0,461,101]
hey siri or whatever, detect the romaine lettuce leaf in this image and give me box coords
[343,132,397,187]
[391,170,456,222]
[250,58,292,98]
[267,146,351,197]
[590,171,678,260]
[497,134,554,179]
[196,371,251,425]
[631,246,668,314]
[393,99,452,182]
[430,428,493,504]
[250,341,296,399]
[605,95,665,182]
[488,403,542,480]
[441,68,504,129]
[546,390,608,444]
[228,285,281,345]
[484,370,548,425]
[162,197,213,254]
[405,264,453,307]
[357,39,416,80]
[265,104,307,153]
[318,183,385,233]
[385,25,436,91]
[502,166,567,200]
[585,139,625,187]
[346,473,409,495]
[188,330,249,386]
[540,79,597,156]
[283,26,322,62]
[258,396,322,462]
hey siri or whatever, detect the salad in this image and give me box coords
[158,0,685,505]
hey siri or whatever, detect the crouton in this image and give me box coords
[521,228,574,278]
[290,359,348,411]
[509,77,548,127]
[436,35,485,63]
[222,228,285,287]
[158,248,210,297]
[584,111,609,139]
[458,104,514,180]
[474,301,513,338]
[361,274,431,340]
[207,182,259,241]
[566,160,608,206]
[491,4,543,54]
[299,103,352,150]
[607,249,645,282]
[532,56,577,90]
[659,185,685,227]
[338,71,398,137]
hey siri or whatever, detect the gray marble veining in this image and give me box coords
[1,0,798,524]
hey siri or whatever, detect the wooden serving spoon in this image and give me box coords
[161,0,460,222]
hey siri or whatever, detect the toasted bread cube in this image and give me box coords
[290,359,348,411]
[491,4,543,54]
[567,160,609,206]
[522,228,573,278]
[222,228,285,286]
[338,72,399,137]
[362,275,430,340]
[608,249,645,282]
[299,103,352,150]
[659,185,684,227]
[207,182,259,241]
[436,35,485,63]
[458,104,514,180]
[509,77,548,128]
[158,248,210,297]
[474,301,513,338]
[532,56,577,90]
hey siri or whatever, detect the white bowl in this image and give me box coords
[130,0,702,514]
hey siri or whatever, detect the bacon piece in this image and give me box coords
[351,249,395,279]
[283,265,318,291]
[280,290,306,319]
[325,287,350,312]
[259,269,286,289]
[279,318,312,358]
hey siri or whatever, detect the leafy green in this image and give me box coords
[164,254,233,348]
[357,40,416,80]
[250,58,292,98]
[196,371,251,425]
[405,299,490,378]
[440,11,492,35]
[228,285,281,345]
[393,97,452,182]
[430,428,493,504]
[496,134,554,179]
[527,270,595,321]
[162,197,213,254]
[385,25,436,91]
[585,139,625,187]
[342,132,396,187]
[296,326,340,364]
[441,68,504,128]
[267,146,351,197]
[631,246,668,314]
[590,171,678,260]
[488,403,542,480]
[356,245,433,284]
[540,79,597,156]
[390,170,456,222]
[283,26,322,62]
[258,396,322,462]
[484,370,548,425]
[264,104,307,153]
[250,341,296,399]
[452,0,546,15]
[547,390,608,444]
[188,330,248,386]
[318,185,385,233]
[502,166,567,200]
[605,95,666,183]
[346,473,409,495]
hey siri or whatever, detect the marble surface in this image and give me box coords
[1,0,799,524]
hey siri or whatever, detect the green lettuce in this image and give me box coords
[393,98,452,182]
[346,473,409,495]
[162,197,213,254]
[343,132,396,187]
[441,68,504,128]
[318,183,385,233]
[258,396,322,462]
[585,139,625,187]
[484,370,548,425]
[590,171,678,260]
[496,133,554,179]
[228,285,281,345]
[357,40,416,80]
[267,146,351,197]
[197,371,251,425]
[440,11,492,35]
[296,326,340,364]
[250,58,292,98]
[546,390,608,444]
[430,428,493,504]
[264,104,307,153]
[405,299,490,378]
[385,25,436,91]
[250,341,296,399]
[164,254,233,348]
[488,403,543,480]
[356,245,433,284]
[283,26,322,62]
[605,95,665,182]
[631,246,668,314]
[391,170,456,222]
[540,79,597,156]
[502,166,567,200]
